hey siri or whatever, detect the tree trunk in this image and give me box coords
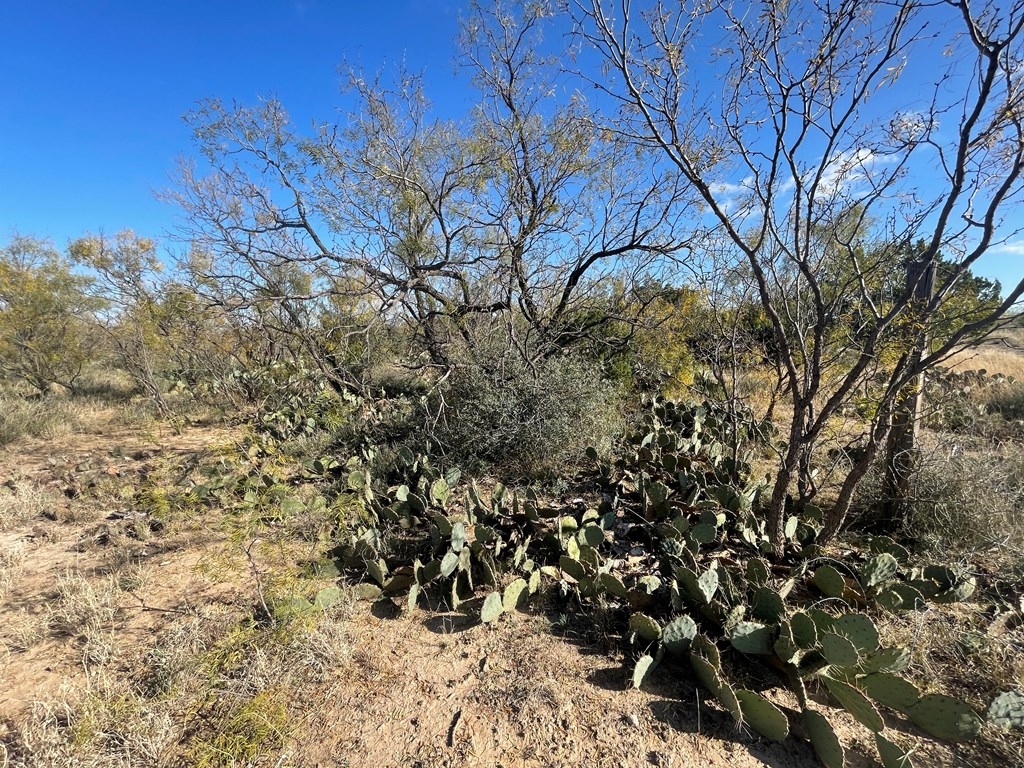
[767,403,805,553]
[883,258,935,523]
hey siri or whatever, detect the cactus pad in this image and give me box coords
[629,612,662,642]
[313,586,344,611]
[691,634,722,668]
[862,672,921,714]
[832,612,880,652]
[599,571,628,598]
[746,557,771,585]
[808,608,836,634]
[790,611,819,649]
[730,621,774,655]
[737,690,789,741]
[875,732,915,768]
[440,551,459,579]
[578,523,605,548]
[481,591,503,623]
[908,694,982,742]
[690,522,718,545]
[773,620,801,664]
[632,652,658,689]
[821,631,861,668]
[803,709,845,768]
[503,577,528,612]
[528,568,541,594]
[430,477,450,506]
[859,646,912,675]
[663,615,698,655]
[689,652,722,694]
[752,587,786,623]
[714,676,744,724]
[450,521,466,552]
[869,535,911,563]
[812,565,847,598]
[862,552,899,588]
[823,677,884,732]
[987,690,1024,731]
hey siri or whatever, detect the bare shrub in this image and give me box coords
[855,433,1024,556]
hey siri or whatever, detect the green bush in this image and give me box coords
[428,353,623,479]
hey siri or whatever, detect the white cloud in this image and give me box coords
[989,240,1024,255]
[817,147,881,195]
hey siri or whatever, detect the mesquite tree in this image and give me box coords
[172,1,694,392]
[574,0,1024,550]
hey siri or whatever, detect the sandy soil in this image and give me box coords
[0,418,974,768]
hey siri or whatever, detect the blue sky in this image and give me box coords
[0,1,467,246]
[1,1,1021,290]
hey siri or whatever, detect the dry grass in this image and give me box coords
[47,572,123,667]
[0,482,63,533]
[4,578,354,768]
[2,609,48,654]
[0,541,27,604]
[0,394,115,448]
[3,676,179,768]
[879,605,1024,767]
[855,432,1024,559]
[945,340,1024,380]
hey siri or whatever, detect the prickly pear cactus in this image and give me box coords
[323,397,995,768]
[988,690,1024,731]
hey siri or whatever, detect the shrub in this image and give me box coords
[428,352,623,479]
[854,433,1024,556]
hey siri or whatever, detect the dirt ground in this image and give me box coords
[0,420,980,768]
